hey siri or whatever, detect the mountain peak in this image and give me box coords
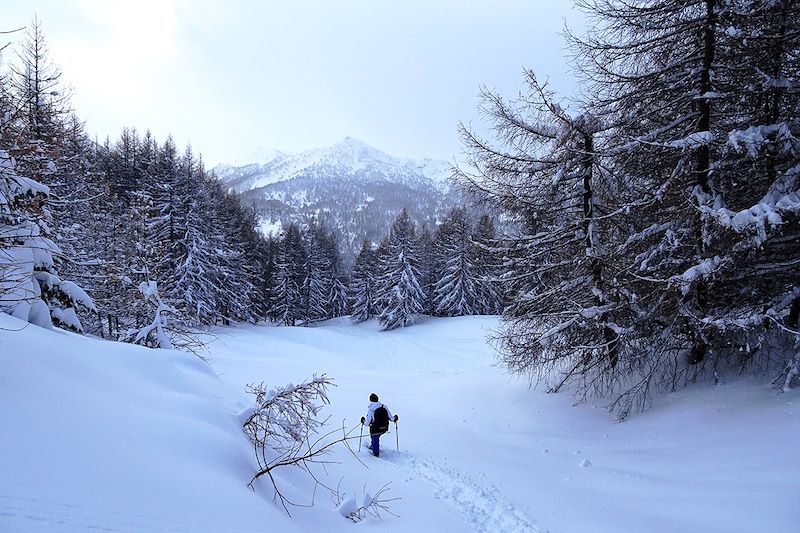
[323,137,390,168]
[236,146,291,166]
[212,138,460,259]
[214,138,452,193]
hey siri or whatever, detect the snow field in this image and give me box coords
[207,316,800,533]
[2,313,798,532]
[0,313,300,533]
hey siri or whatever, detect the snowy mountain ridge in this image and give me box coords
[216,137,453,194]
[213,137,461,259]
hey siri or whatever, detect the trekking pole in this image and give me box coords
[395,418,399,451]
[359,419,364,451]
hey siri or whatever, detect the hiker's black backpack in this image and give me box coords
[371,405,390,434]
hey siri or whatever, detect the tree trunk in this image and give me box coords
[689,0,717,365]
[581,130,619,367]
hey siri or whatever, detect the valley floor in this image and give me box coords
[1,314,798,532]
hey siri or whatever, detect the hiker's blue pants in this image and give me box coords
[370,434,380,456]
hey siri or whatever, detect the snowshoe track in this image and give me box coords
[386,454,543,532]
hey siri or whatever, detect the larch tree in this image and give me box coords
[569,0,800,409]
[456,72,628,412]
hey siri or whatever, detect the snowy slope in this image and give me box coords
[210,317,800,533]
[2,314,799,532]
[0,313,300,533]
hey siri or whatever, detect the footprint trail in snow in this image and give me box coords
[383,452,544,533]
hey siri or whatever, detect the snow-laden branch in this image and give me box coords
[333,481,400,522]
[119,281,175,350]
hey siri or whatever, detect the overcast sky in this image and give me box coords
[4,0,583,166]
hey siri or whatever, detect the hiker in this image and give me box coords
[360,393,398,457]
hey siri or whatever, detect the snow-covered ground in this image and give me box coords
[1,313,798,532]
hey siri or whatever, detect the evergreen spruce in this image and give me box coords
[377,209,426,330]
[350,239,377,323]
[470,214,502,314]
[275,223,308,326]
[433,207,479,316]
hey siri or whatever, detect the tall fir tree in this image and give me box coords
[377,208,426,330]
[416,224,437,315]
[470,214,502,315]
[433,207,479,317]
[325,229,349,319]
[2,19,97,332]
[305,220,334,322]
[350,239,377,323]
[275,223,308,326]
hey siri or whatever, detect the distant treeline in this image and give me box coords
[0,19,502,344]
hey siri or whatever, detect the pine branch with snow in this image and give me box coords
[119,281,175,350]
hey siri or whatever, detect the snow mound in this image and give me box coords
[0,312,299,532]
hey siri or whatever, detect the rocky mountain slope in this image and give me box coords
[213,138,461,260]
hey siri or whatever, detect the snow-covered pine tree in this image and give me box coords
[370,235,391,315]
[377,208,426,330]
[52,114,108,334]
[569,0,730,378]
[433,207,479,316]
[303,220,349,322]
[129,129,159,292]
[262,235,281,323]
[708,1,800,389]
[416,224,438,315]
[324,229,349,319]
[274,223,308,326]
[8,17,71,187]
[469,214,502,315]
[109,127,142,200]
[172,149,221,324]
[171,148,262,326]
[0,148,95,330]
[350,239,377,323]
[304,220,332,322]
[213,186,261,323]
[0,26,96,332]
[148,136,184,299]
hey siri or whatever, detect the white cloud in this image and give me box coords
[5,0,581,166]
